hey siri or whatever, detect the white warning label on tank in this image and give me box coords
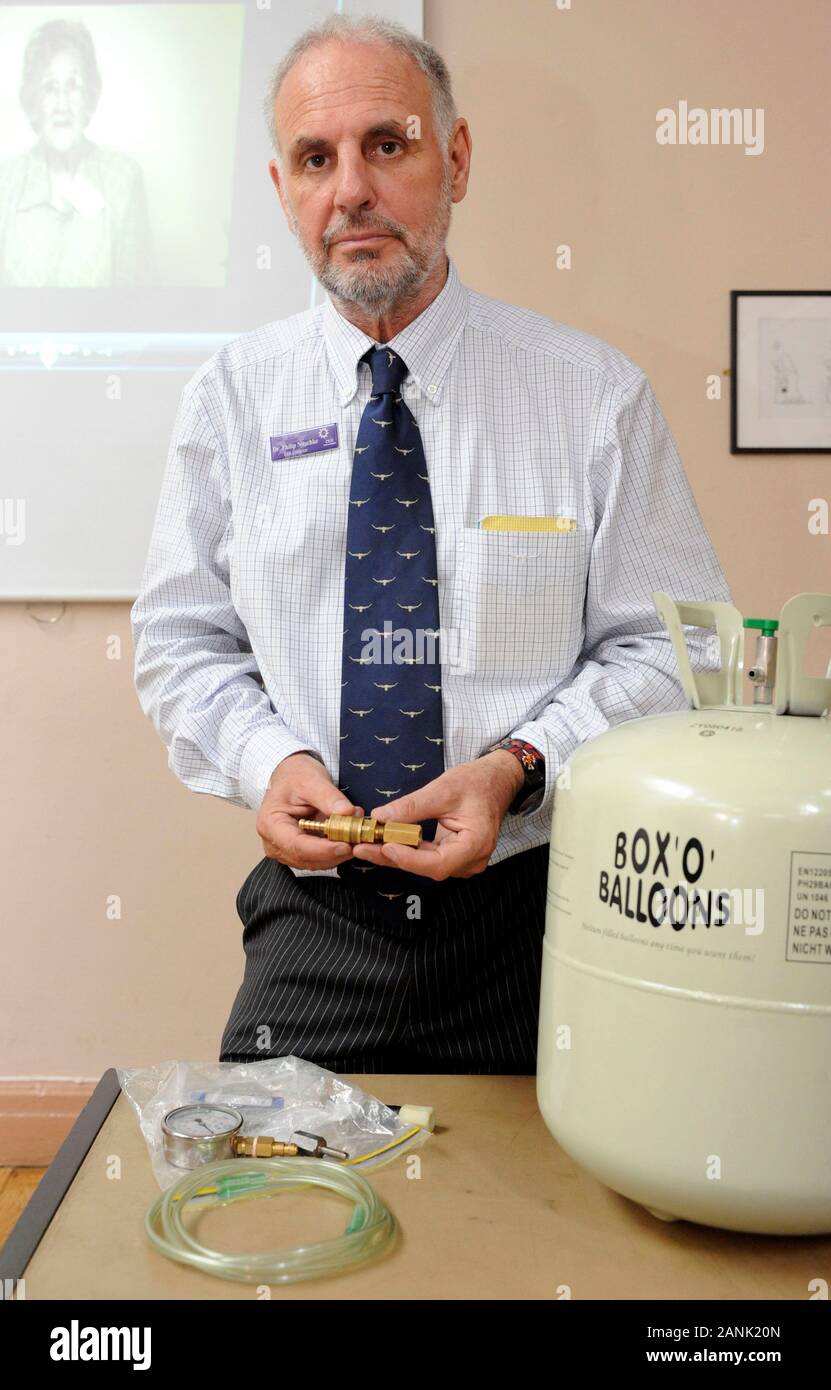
[786,852,831,962]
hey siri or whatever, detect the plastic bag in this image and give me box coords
[116,1055,431,1190]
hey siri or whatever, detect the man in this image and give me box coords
[131,14,732,1075]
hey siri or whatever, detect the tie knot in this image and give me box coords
[363,344,409,396]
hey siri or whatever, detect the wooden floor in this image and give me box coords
[0,1168,46,1247]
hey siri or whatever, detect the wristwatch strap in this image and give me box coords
[485,736,546,815]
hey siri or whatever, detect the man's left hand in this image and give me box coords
[351,750,525,880]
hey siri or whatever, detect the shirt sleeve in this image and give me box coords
[130,375,317,811]
[509,369,733,822]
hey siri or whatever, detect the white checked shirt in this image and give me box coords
[131,252,732,877]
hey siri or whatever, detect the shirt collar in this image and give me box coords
[322,251,468,408]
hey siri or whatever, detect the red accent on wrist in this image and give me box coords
[503,738,544,772]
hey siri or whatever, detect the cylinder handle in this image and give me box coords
[652,591,744,709]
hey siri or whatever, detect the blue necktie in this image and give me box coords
[337,345,444,896]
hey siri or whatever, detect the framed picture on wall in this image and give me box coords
[730,290,831,453]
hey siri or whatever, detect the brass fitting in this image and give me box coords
[231,1131,349,1160]
[298,812,422,848]
[231,1135,299,1158]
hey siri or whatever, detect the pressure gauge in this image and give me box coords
[161,1103,244,1169]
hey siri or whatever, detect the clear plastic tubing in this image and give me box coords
[144,1157,396,1285]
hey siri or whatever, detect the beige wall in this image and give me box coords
[3,0,830,1081]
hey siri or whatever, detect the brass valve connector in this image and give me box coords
[231,1135,299,1158]
[298,812,422,848]
[231,1132,349,1160]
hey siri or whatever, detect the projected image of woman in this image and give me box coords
[0,18,152,287]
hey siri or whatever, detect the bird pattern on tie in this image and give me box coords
[337,345,445,895]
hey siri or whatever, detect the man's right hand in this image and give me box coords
[255,752,364,870]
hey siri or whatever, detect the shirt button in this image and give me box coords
[426,383,438,396]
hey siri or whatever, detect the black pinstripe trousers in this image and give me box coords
[219,844,550,1074]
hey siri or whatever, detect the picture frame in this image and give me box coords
[730,290,831,453]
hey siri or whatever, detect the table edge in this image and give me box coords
[0,1067,121,1293]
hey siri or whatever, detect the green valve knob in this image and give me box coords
[743,618,779,635]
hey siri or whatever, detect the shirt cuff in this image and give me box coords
[238,723,322,811]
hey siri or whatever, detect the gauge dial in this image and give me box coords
[163,1103,243,1139]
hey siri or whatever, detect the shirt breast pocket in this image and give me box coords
[452,526,586,680]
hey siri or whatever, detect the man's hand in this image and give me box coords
[255,752,365,870]
[350,751,524,880]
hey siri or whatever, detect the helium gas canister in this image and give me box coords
[537,591,831,1235]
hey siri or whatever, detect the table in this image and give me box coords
[2,1069,829,1299]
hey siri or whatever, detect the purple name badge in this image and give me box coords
[270,423,339,461]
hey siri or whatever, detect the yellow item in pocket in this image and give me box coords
[479,515,577,533]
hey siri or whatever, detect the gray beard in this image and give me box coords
[315,246,428,311]
[291,168,454,314]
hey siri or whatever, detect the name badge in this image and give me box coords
[270,423,339,461]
